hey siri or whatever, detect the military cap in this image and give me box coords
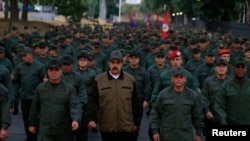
[47,59,62,69]
[155,51,165,57]
[168,50,182,60]
[59,36,65,42]
[172,66,186,76]
[3,30,9,35]
[17,44,25,51]
[192,48,200,54]
[216,59,228,66]
[234,38,241,43]
[61,55,74,64]
[129,50,140,57]
[189,39,197,45]
[119,49,126,56]
[49,45,57,51]
[20,47,33,56]
[109,50,123,61]
[149,42,159,49]
[142,39,150,44]
[92,42,101,48]
[77,52,89,60]
[245,46,250,52]
[234,57,246,66]
[88,53,95,60]
[0,46,5,53]
[219,49,230,55]
[199,38,207,43]
[38,41,48,48]
[205,50,215,56]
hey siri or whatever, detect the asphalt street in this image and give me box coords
[6,106,151,141]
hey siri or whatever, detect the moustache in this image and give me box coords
[112,67,118,70]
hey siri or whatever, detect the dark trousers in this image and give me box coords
[101,132,135,141]
[21,99,37,141]
[39,134,72,141]
[72,110,88,141]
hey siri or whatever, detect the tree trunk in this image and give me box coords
[99,0,107,24]
[4,0,9,20]
[10,0,19,21]
[246,0,250,24]
[21,0,28,21]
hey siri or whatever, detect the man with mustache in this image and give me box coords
[86,50,139,141]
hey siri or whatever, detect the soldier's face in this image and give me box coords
[220,54,230,63]
[109,59,123,75]
[78,57,88,67]
[48,67,62,81]
[215,64,228,75]
[170,57,183,68]
[62,63,74,73]
[155,56,165,65]
[128,56,140,66]
[171,75,186,87]
[234,64,247,78]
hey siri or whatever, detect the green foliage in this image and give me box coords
[56,0,85,26]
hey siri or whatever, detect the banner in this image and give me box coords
[145,13,151,29]
[161,9,170,39]
[130,10,135,29]
[126,0,141,5]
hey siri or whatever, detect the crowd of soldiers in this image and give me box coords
[0,23,250,141]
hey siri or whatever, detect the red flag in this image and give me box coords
[161,9,170,39]
[145,13,151,29]
[155,13,159,29]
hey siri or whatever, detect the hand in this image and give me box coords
[206,111,214,119]
[143,101,149,109]
[132,125,137,132]
[0,128,8,140]
[10,108,14,114]
[72,121,79,131]
[87,121,96,129]
[43,76,48,82]
[28,126,36,134]
[10,74,15,80]
[195,135,202,141]
[153,133,160,141]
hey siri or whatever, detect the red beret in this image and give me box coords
[219,49,230,55]
[168,50,182,60]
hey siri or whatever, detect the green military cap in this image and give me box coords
[245,46,250,52]
[48,45,57,51]
[38,41,48,48]
[129,50,140,57]
[92,42,101,48]
[58,36,65,43]
[149,42,159,49]
[61,55,74,64]
[172,66,186,76]
[205,50,215,56]
[119,49,126,56]
[155,51,165,57]
[77,52,89,60]
[20,47,33,56]
[3,30,9,35]
[0,46,5,53]
[87,53,95,60]
[47,59,62,69]
[192,48,200,54]
[142,39,150,44]
[17,44,26,52]
[234,57,246,66]
[216,59,228,66]
[109,50,123,61]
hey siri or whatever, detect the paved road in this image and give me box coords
[6,106,151,141]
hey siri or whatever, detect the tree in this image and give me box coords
[57,0,85,26]
[21,0,28,21]
[10,0,19,21]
